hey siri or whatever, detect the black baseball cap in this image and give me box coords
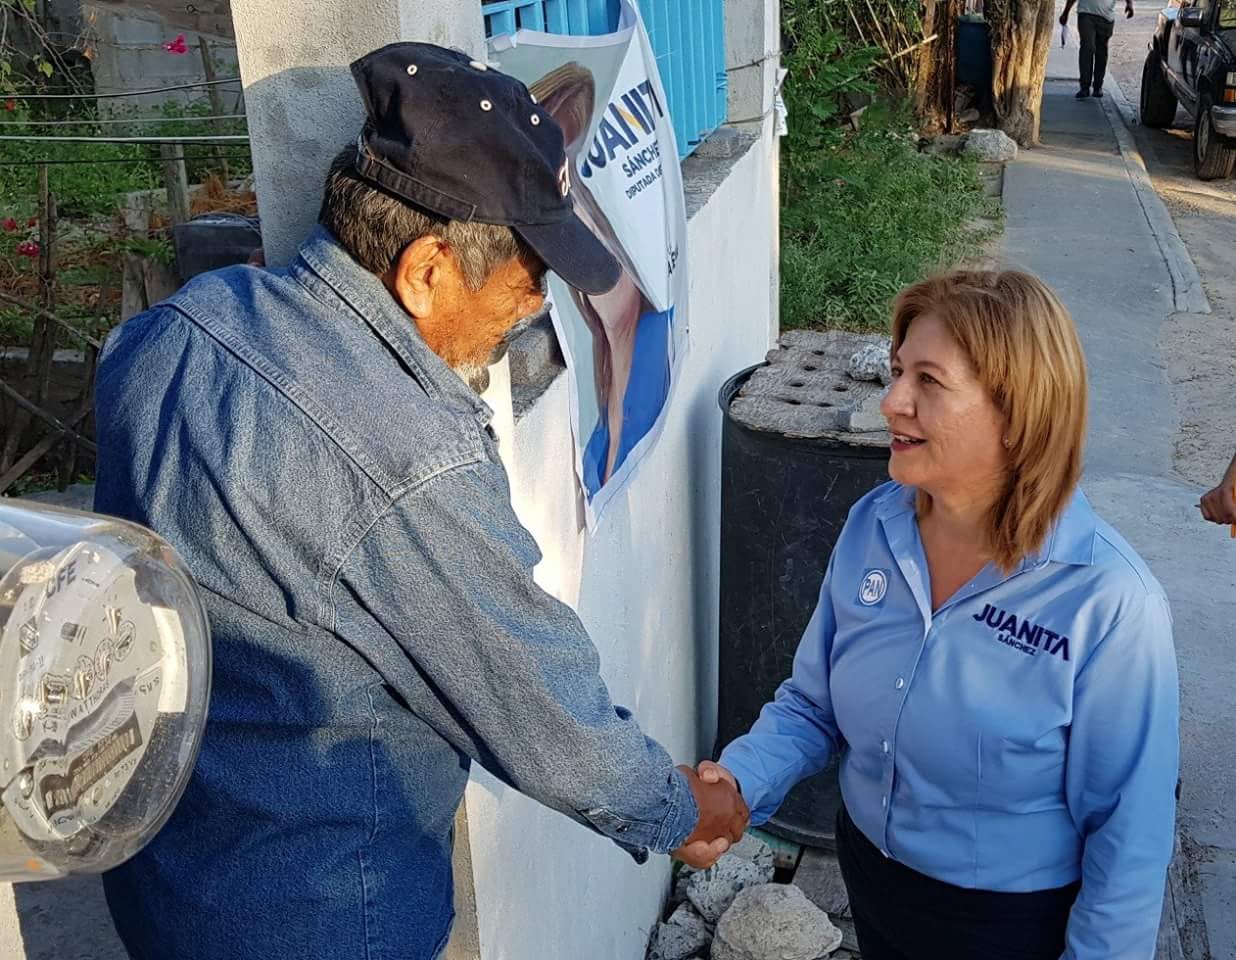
[349,42,620,296]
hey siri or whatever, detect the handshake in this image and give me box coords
[672,761,748,869]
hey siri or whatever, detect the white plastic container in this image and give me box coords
[0,499,210,881]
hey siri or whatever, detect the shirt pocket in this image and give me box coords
[978,728,1068,813]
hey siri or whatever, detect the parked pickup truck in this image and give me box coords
[1140,0,1236,179]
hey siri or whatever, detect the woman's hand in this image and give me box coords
[697,760,740,792]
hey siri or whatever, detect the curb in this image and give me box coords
[1100,74,1211,315]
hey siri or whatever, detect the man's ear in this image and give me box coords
[389,236,448,319]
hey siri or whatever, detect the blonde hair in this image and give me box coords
[528,63,594,151]
[890,270,1088,572]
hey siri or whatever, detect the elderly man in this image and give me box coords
[96,43,746,960]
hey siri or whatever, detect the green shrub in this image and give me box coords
[779,1,999,331]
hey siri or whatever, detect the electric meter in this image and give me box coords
[0,499,210,881]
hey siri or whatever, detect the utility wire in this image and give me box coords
[0,133,249,144]
[0,151,251,167]
[0,113,248,127]
[8,77,241,101]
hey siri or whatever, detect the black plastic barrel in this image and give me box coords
[715,365,891,848]
[957,18,993,90]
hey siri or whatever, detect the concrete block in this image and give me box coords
[791,847,849,918]
[508,317,565,420]
[979,161,1005,199]
[728,330,891,442]
[694,127,746,160]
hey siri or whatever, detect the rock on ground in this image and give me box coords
[728,834,776,876]
[847,341,892,386]
[962,128,1018,162]
[711,883,843,960]
[648,904,713,960]
[684,853,775,924]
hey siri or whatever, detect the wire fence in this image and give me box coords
[0,113,248,127]
[0,151,252,168]
[6,77,242,101]
[0,18,255,494]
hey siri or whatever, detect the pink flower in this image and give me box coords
[2,219,16,233]
[15,240,40,258]
[3,99,15,112]
[26,218,36,227]
[162,34,188,54]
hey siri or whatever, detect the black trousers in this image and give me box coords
[1077,12,1115,93]
[834,805,1080,960]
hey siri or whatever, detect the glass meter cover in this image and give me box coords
[0,499,210,881]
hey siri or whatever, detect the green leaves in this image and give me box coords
[780,103,1000,333]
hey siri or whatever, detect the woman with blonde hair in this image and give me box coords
[530,63,672,494]
[700,271,1179,959]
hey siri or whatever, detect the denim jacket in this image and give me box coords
[94,228,698,960]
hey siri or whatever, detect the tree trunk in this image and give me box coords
[914,0,963,135]
[988,0,1057,146]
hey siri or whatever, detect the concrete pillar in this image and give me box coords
[229,0,485,266]
[725,0,780,131]
[724,0,781,340]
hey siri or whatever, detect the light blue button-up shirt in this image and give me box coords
[720,482,1179,960]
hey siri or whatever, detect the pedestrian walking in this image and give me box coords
[1061,0,1135,99]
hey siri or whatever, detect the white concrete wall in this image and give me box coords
[463,128,778,960]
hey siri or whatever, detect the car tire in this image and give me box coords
[1140,50,1178,128]
[1193,93,1236,180]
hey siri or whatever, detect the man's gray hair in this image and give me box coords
[317,147,535,290]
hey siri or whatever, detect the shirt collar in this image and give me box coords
[874,482,1097,570]
[289,226,493,426]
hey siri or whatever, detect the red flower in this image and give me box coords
[3,99,15,112]
[26,218,36,227]
[2,219,16,233]
[162,34,188,54]
[15,240,40,258]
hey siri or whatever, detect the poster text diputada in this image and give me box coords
[579,80,668,201]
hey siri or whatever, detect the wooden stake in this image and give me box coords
[160,142,191,227]
[199,36,231,181]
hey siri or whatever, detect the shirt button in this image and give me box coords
[895,677,905,690]
[881,740,889,753]
[881,795,888,808]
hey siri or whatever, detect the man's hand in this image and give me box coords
[1199,454,1236,525]
[671,764,748,869]
[1125,1,1134,18]
[1060,10,1069,24]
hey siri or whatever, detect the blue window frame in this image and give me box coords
[482,0,727,159]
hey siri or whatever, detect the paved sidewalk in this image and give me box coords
[1003,47,1236,958]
